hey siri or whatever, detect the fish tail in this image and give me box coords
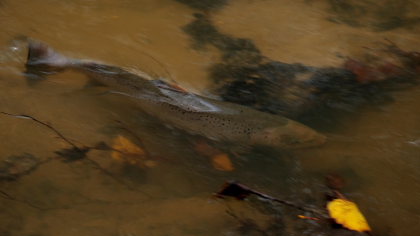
[27,40,71,67]
[25,40,72,82]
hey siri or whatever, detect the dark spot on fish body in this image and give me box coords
[246,128,252,135]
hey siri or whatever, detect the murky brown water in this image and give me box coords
[0,0,419,235]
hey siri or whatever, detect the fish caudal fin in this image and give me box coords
[25,40,72,82]
[27,40,70,67]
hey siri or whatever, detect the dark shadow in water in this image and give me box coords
[0,153,41,181]
[118,164,148,185]
[174,0,229,11]
[183,13,419,131]
[322,0,420,31]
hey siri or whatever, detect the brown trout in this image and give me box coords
[25,40,326,149]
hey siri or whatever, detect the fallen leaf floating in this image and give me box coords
[327,198,371,232]
[211,153,234,171]
[111,135,156,168]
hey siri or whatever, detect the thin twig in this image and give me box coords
[252,191,325,217]
[0,112,80,150]
[0,112,153,197]
[0,189,45,210]
[82,157,152,198]
[216,182,327,218]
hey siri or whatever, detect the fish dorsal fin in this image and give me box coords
[151,79,188,94]
[154,83,239,114]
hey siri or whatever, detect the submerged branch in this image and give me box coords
[0,189,47,210]
[216,181,327,218]
[0,112,80,150]
[0,111,153,197]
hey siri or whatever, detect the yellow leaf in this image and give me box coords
[110,135,158,168]
[327,198,371,232]
[211,153,234,171]
[111,135,145,162]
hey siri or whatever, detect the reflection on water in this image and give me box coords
[0,0,419,235]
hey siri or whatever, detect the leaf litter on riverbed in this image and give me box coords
[111,135,157,168]
[194,140,234,171]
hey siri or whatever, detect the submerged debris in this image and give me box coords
[194,140,234,171]
[217,178,372,235]
[216,181,326,217]
[216,181,254,200]
[0,153,41,180]
[111,135,157,168]
[55,147,90,162]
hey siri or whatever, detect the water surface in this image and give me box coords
[0,0,419,235]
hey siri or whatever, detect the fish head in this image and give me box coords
[250,120,326,149]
